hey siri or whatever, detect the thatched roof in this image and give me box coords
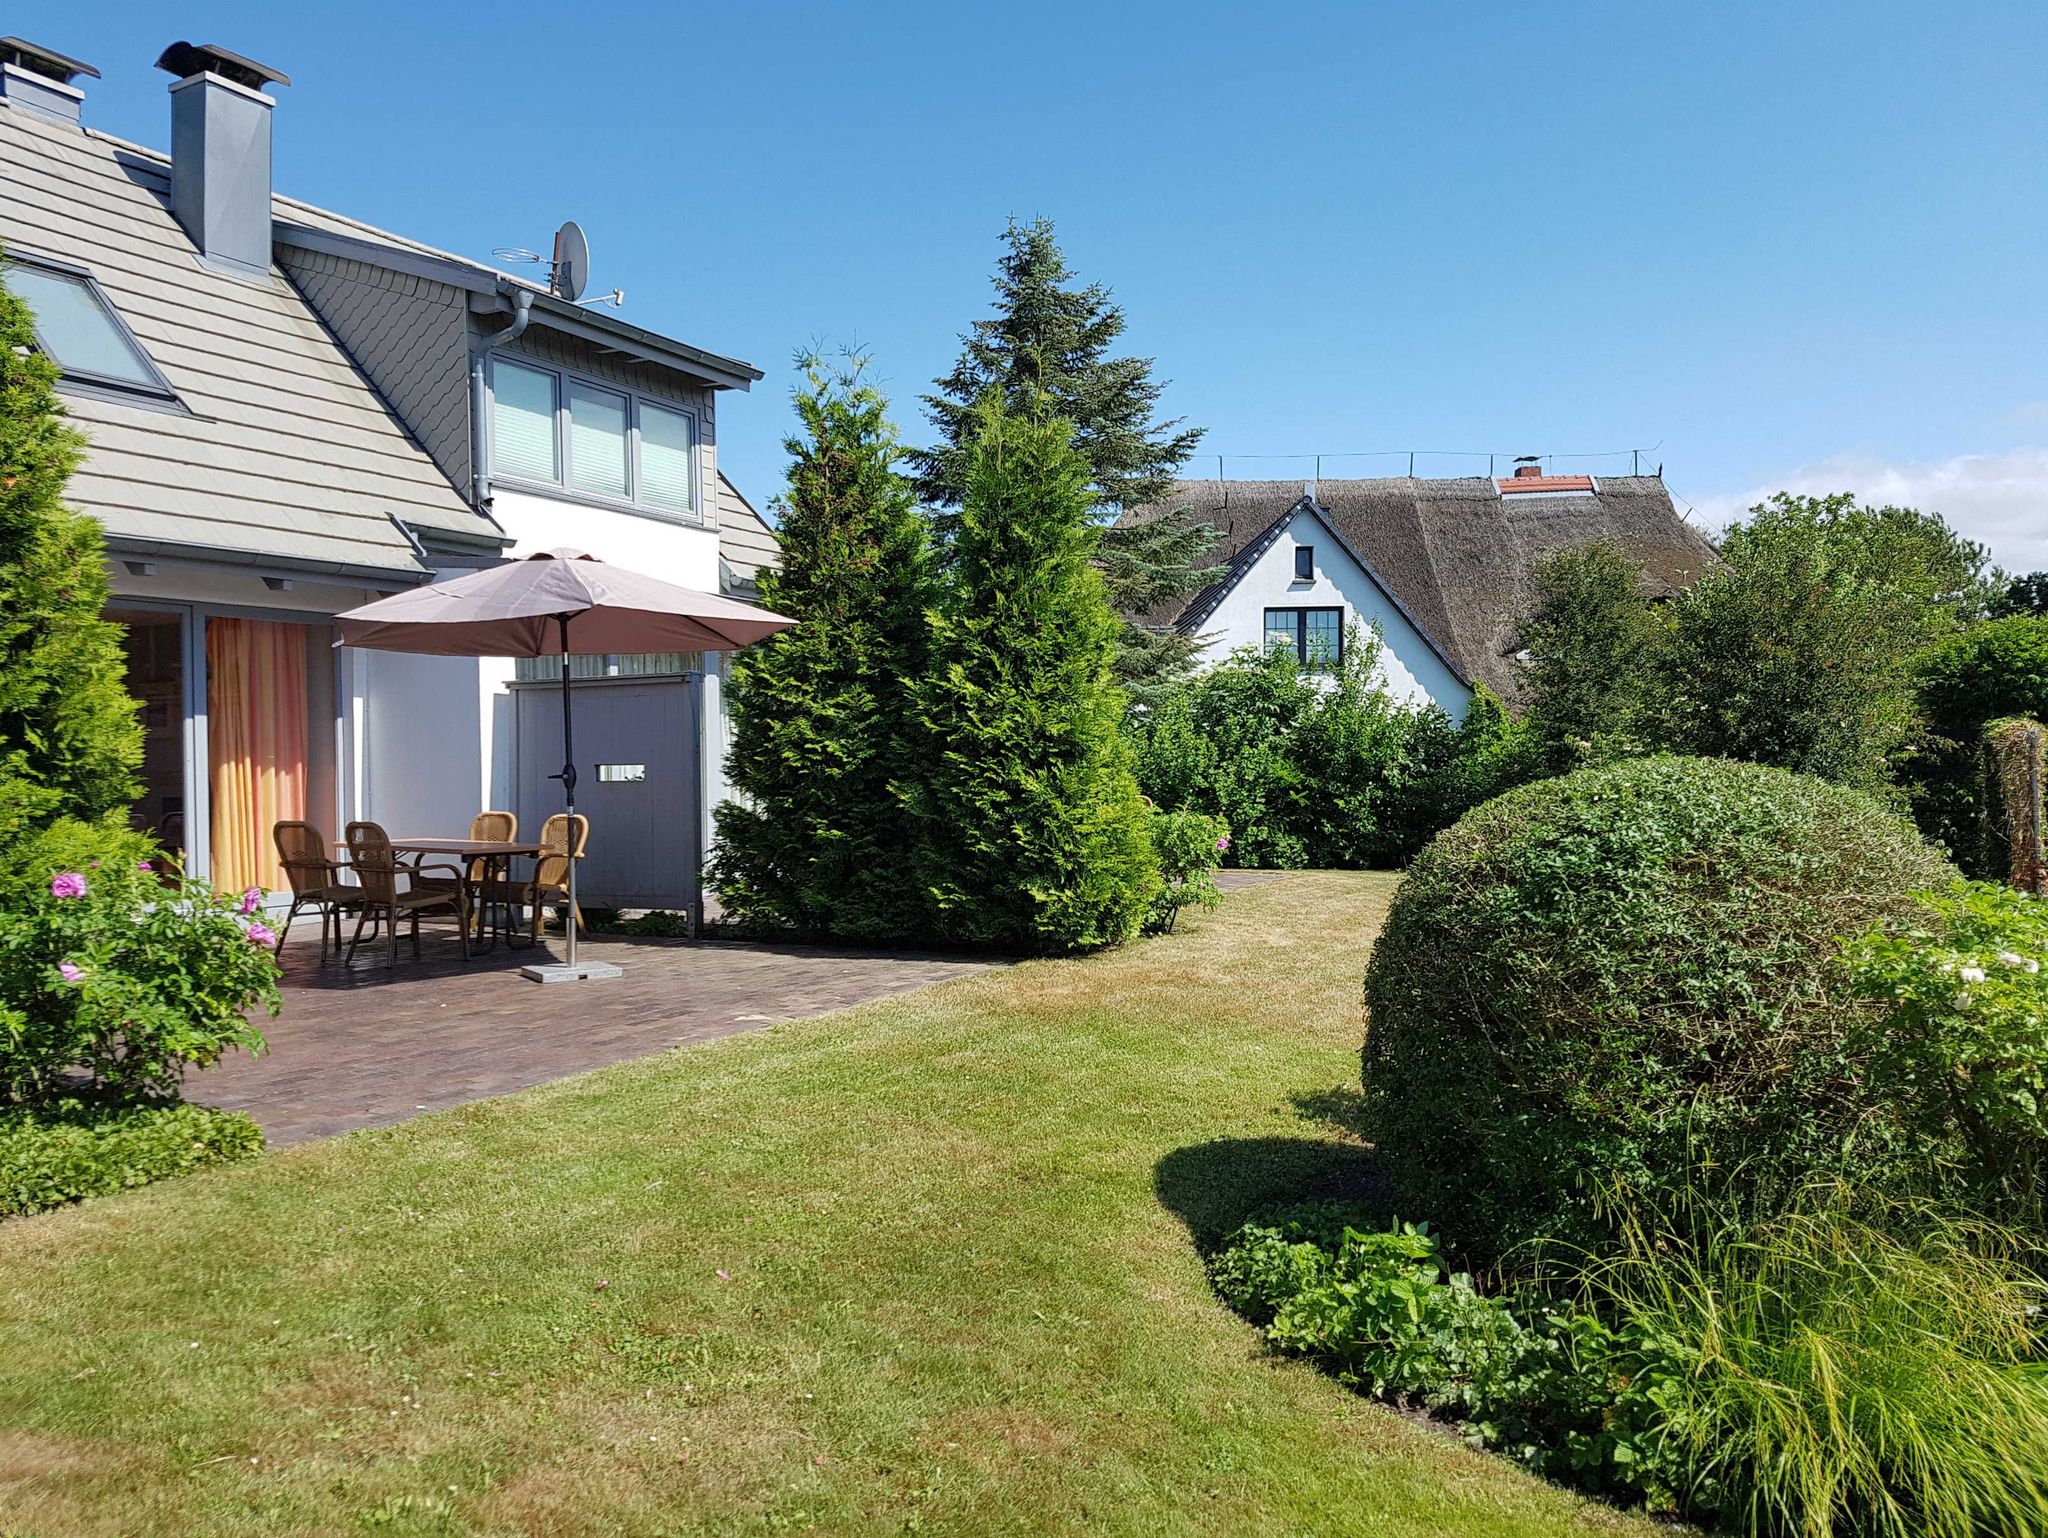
[1121,475,1717,702]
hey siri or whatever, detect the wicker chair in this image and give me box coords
[409,810,520,926]
[343,820,471,967]
[480,813,588,943]
[271,820,360,961]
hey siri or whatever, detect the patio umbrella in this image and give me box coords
[334,549,796,982]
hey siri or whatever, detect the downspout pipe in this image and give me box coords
[468,284,534,510]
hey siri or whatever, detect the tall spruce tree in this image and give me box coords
[911,219,1217,690]
[0,264,141,856]
[710,357,932,939]
[908,393,1157,952]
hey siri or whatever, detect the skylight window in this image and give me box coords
[6,257,176,400]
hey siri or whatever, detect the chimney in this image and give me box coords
[1512,461,1545,479]
[0,37,99,127]
[154,41,290,279]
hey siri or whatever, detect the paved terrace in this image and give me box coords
[198,930,1000,1146]
[196,871,1288,1148]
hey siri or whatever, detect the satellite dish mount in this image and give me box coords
[550,220,589,302]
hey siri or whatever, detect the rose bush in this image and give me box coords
[1,828,280,1105]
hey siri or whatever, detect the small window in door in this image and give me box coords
[596,763,647,783]
[1293,545,1314,581]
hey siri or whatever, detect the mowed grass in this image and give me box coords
[0,873,1647,1537]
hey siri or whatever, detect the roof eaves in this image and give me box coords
[1172,496,1309,634]
[101,531,434,587]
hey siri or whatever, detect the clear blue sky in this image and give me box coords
[23,1,2048,560]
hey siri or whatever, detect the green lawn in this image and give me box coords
[0,873,1648,1537]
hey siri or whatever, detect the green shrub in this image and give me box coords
[0,1098,262,1216]
[1911,618,2048,870]
[1,828,280,1105]
[1361,756,1953,1256]
[1128,640,1528,871]
[1142,808,1227,935]
[1842,878,2048,1202]
[1211,1195,2048,1536]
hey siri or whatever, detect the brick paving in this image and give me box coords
[197,927,999,1146]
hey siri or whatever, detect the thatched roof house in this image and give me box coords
[1121,471,1716,705]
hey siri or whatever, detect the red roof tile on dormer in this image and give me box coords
[1497,474,1595,494]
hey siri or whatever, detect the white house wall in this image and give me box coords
[1197,510,1472,720]
[487,487,720,587]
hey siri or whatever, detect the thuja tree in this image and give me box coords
[911,218,1216,691]
[1516,540,1670,774]
[909,394,1156,951]
[711,357,933,940]
[0,263,140,857]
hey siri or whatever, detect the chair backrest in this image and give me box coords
[534,813,589,892]
[470,809,517,843]
[272,820,332,899]
[344,820,400,905]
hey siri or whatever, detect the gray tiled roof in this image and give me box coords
[715,473,778,598]
[0,103,494,582]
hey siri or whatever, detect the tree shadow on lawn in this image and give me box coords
[1153,1134,1391,1254]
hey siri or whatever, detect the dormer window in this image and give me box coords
[5,255,177,402]
[1294,545,1315,581]
[489,355,702,522]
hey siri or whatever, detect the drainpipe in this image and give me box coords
[468,284,534,510]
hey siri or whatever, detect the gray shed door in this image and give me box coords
[512,676,701,911]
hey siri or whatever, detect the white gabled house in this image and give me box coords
[0,35,775,914]
[1124,471,1718,719]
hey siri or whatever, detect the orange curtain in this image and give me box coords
[206,617,309,895]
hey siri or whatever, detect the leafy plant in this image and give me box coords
[906,393,1157,952]
[1361,756,1954,1257]
[1842,878,2048,1199]
[0,1097,262,1216]
[1910,617,2048,870]
[1515,540,1672,774]
[1142,808,1227,935]
[0,827,279,1105]
[712,354,935,941]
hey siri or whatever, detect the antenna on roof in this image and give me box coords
[489,220,622,308]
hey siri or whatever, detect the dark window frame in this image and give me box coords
[3,251,181,405]
[1263,606,1345,670]
[1293,545,1315,581]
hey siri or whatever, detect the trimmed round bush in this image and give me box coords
[1360,756,1953,1258]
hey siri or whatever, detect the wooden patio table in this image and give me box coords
[338,837,542,955]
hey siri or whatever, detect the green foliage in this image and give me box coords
[1211,1195,2048,1537]
[910,218,1217,694]
[712,356,935,941]
[0,1098,262,1217]
[1360,756,1954,1256]
[1516,541,1668,773]
[0,259,143,858]
[1128,640,1532,870]
[907,394,1157,951]
[1843,879,2048,1199]
[1142,808,1227,935]
[1910,618,2048,869]
[1663,493,1992,793]
[1992,571,2048,619]
[1581,1194,2048,1538]
[0,825,279,1105]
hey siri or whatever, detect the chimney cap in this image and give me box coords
[0,36,100,84]
[154,41,289,91]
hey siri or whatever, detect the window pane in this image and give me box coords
[8,265,162,387]
[567,381,629,498]
[492,361,558,482]
[1294,546,1314,580]
[639,402,696,512]
[1264,610,1299,658]
[1305,610,1342,669]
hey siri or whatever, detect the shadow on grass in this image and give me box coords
[1287,1084,1373,1139]
[1153,1135,1391,1253]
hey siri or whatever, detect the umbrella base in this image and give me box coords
[519,961,624,984]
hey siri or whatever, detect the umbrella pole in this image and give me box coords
[559,613,578,968]
[521,612,618,982]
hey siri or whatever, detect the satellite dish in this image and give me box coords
[550,220,589,302]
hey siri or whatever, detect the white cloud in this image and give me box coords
[1685,448,2048,572]
[2002,401,2048,431]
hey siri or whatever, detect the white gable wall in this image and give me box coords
[1196,508,1472,720]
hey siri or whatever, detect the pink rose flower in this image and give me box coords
[59,962,84,983]
[240,887,263,916]
[1215,835,1232,852]
[49,872,86,899]
[246,922,277,948]
[137,860,153,872]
